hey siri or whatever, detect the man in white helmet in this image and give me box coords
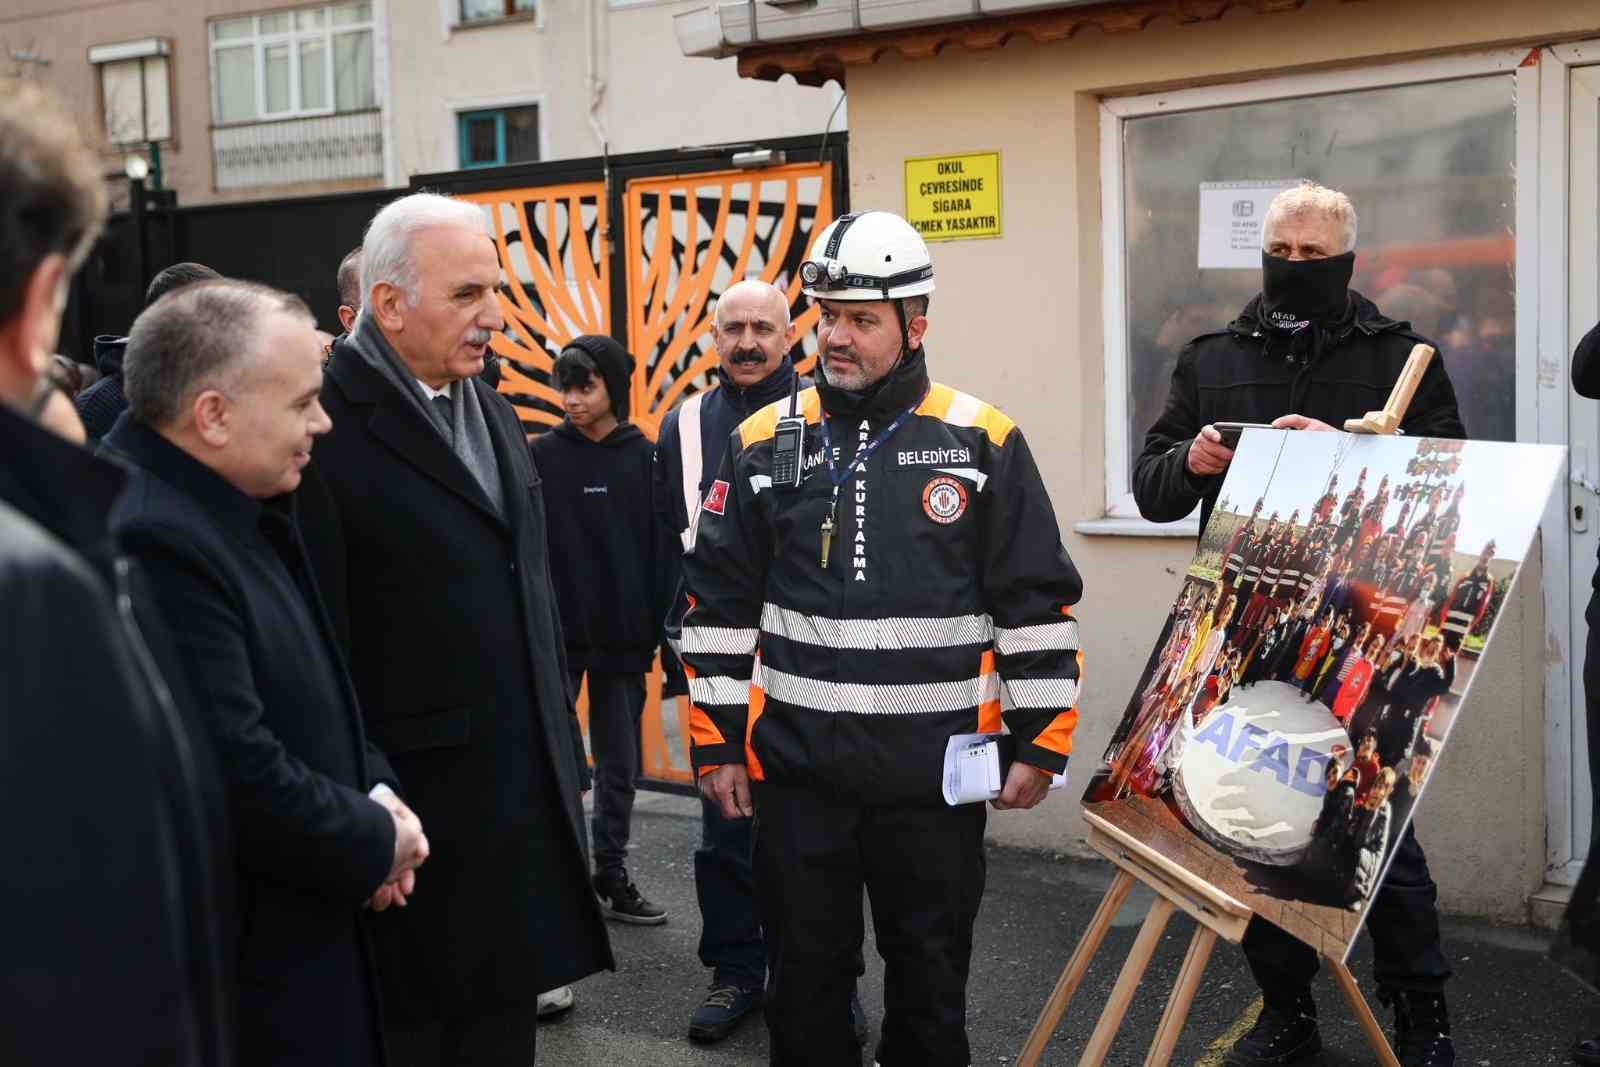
[678,210,1085,1066]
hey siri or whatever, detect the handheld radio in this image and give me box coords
[771,372,805,490]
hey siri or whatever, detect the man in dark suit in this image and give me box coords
[0,80,228,1067]
[108,279,431,1067]
[298,192,614,1065]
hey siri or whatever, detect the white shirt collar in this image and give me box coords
[416,379,451,401]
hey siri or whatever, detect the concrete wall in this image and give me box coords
[840,0,1600,920]
[387,0,843,179]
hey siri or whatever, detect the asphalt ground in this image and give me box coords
[538,792,1596,1066]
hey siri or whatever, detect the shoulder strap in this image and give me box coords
[678,392,706,551]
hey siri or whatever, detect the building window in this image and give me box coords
[461,0,535,24]
[1101,63,1517,521]
[89,39,173,146]
[458,106,540,168]
[209,2,375,125]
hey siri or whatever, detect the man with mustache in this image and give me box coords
[654,278,821,1042]
[297,193,613,1065]
[1135,180,1464,1067]
[680,211,1084,1066]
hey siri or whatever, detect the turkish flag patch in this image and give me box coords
[702,479,730,516]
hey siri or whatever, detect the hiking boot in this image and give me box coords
[688,981,761,1043]
[850,986,868,1045]
[593,869,667,925]
[1223,1001,1322,1065]
[535,985,574,1020]
[1575,1033,1600,1066]
[1389,989,1455,1067]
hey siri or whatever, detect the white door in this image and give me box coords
[1561,62,1600,881]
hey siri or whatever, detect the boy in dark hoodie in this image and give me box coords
[531,333,670,926]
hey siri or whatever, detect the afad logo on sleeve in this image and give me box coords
[702,479,731,516]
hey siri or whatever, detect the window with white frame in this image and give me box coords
[90,39,173,146]
[460,0,535,23]
[1101,62,1518,521]
[209,3,375,125]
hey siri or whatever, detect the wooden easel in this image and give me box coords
[1015,811,1400,1066]
[1019,352,1438,1066]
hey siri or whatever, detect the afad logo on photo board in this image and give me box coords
[905,151,1001,242]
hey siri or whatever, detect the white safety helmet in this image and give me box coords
[800,211,935,302]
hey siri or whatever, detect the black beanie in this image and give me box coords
[559,334,634,419]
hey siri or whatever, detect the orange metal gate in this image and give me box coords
[447,150,840,789]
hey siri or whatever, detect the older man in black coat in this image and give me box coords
[298,192,613,1065]
[107,280,430,1067]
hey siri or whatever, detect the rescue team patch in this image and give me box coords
[703,479,730,515]
[922,475,968,525]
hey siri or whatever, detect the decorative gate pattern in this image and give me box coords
[459,182,609,433]
[623,163,832,439]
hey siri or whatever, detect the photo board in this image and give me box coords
[1083,428,1563,959]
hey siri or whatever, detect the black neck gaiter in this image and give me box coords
[1260,250,1355,333]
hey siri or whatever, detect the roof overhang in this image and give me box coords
[675,0,1364,87]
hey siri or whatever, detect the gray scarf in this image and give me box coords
[349,312,505,516]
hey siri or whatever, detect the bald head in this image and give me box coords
[712,280,795,387]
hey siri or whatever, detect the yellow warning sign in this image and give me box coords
[904,151,1002,242]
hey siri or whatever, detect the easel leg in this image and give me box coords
[1141,925,1217,1066]
[1328,959,1401,1067]
[1016,870,1136,1067]
[1078,895,1176,1067]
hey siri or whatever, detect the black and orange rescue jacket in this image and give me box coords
[679,347,1085,804]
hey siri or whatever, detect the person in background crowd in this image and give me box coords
[1134,179,1463,1067]
[1552,319,1600,1067]
[109,279,428,1066]
[298,192,613,1066]
[654,278,831,1043]
[0,78,228,1067]
[533,333,672,931]
[76,260,220,443]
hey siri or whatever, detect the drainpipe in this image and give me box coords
[585,0,610,153]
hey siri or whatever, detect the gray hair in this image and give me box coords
[1263,179,1358,253]
[361,192,487,306]
[124,279,313,429]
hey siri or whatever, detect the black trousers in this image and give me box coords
[696,797,766,988]
[1242,823,1452,1012]
[752,781,987,1067]
[384,1006,537,1067]
[570,670,645,875]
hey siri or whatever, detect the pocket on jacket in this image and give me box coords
[368,705,472,755]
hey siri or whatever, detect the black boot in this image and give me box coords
[1223,994,1321,1066]
[1387,989,1455,1067]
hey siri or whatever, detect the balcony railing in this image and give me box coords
[211,109,383,191]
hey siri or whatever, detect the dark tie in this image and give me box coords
[431,393,452,436]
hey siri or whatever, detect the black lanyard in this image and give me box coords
[815,401,919,569]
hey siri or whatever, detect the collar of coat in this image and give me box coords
[0,399,128,557]
[1227,289,1408,345]
[102,413,292,538]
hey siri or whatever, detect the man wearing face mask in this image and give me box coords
[1135,180,1465,1067]
[680,212,1084,1066]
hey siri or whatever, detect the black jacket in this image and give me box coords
[106,416,394,1067]
[0,403,227,1067]
[297,340,614,1022]
[530,419,671,673]
[681,348,1085,802]
[1134,291,1465,531]
[75,334,129,443]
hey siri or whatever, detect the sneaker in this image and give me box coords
[1222,1002,1322,1066]
[1575,1034,1600,1067]
[850,986,869,1045]
[593,869,667,925]
[1390,990,1455,1067]
[688,981,761,1043]
[535,985,574,1020]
